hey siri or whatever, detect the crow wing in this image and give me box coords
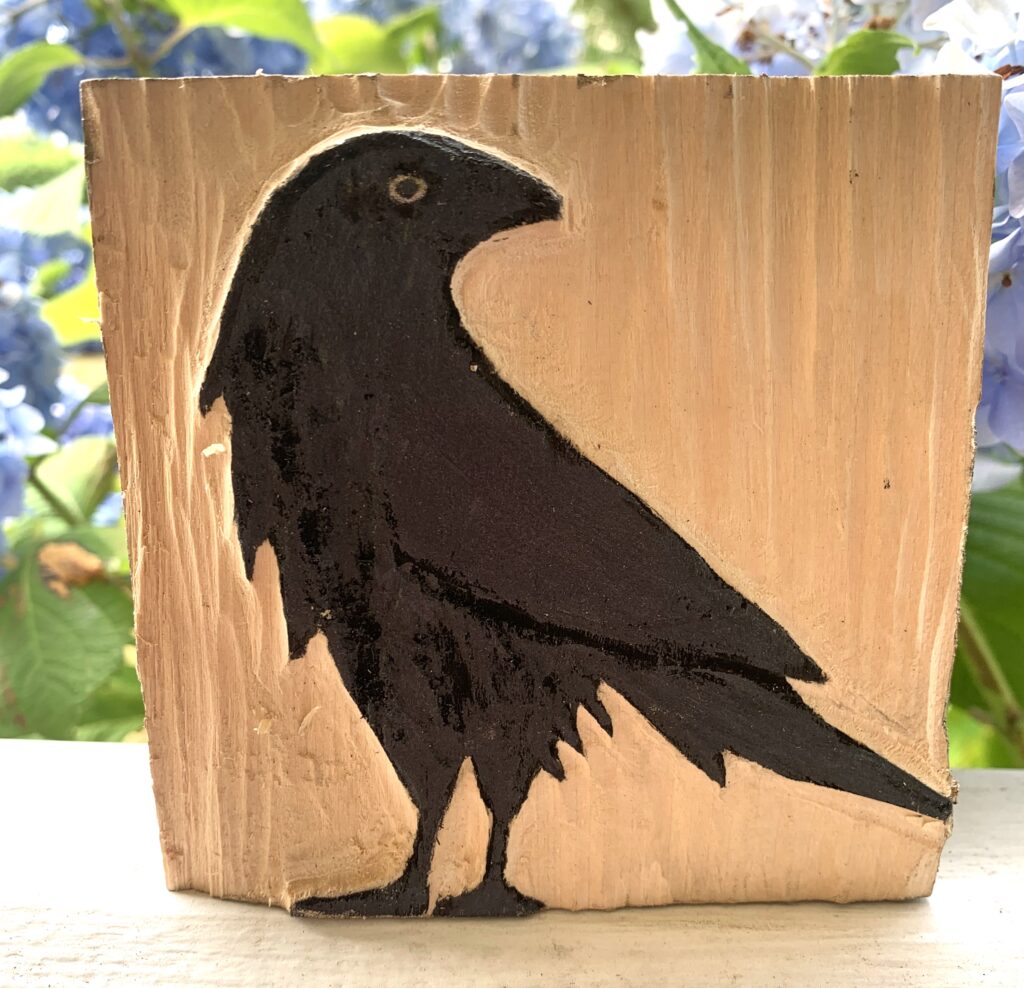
[381,335,824,685]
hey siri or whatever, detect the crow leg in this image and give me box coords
[434,759,543,917]
[292,761,458,917]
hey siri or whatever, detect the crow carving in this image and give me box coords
[200,131,952,917]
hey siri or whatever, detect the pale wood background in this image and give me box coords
[85,74,999,911]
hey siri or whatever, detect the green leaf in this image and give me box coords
[40,262,101,344]
[0,42,82,117]
[384,5,441,43]
[165,0,321,56]
[960,483,1024,695]
[75,663,144,742]
[546,59,644,75]
[814,30,917,77]
[947,705,1019,768]
[311,15,406,73]
[4,161,85,236]
[0,136,78,191]
[0,541,134,738]
[954,481,1024,764]
[25,437,118,524]
[573,0,655,64]
[663,1,751,75]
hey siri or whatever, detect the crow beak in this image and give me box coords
[513,175,562,229]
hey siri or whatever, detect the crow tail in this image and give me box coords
[608,664,952,821]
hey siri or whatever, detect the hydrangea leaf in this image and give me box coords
[40,262,100,344]
[814,30,917,77]
[5,161,85,236]
[574,0,654,63]
[23,437,117,525]
[0,136,78,192]
[165,0,321,57]
[312,15,406,74]
[74,663,144,742]
[947,705,1019,768]
[663,1,751,75]
[0,43,82,118]
[0,540,133,738]
[385,5,441,43]
[383,5,442,68]
[954,481,1024,762]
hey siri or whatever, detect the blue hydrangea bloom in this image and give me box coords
[53,377,114,441]
[0,291,63,420]
[155,28,307,78]
[1,0,128,141]
[1,0,310,142]
[308,0,418,23]
[0,228,90,298]
[639,0,822,77]
[0,445,25,520]
[441,0,580,73]
[978,71,1024,454]
[0,380,56,527]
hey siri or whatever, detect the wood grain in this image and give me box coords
[84,74,999,911]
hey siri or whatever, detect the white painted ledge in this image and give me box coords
[0,740,1021,987]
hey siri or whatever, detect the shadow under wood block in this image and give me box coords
[84,74,1000,916]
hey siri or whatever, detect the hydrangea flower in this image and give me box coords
[0,376,57,558]
[310,0,419,21]
[440,0,581,73]
[0,228,90,298]
[326,0,579,71]
[0,0,310,142]
[0,288,63,421]
[640,0,826,75]
[53,377,114,441]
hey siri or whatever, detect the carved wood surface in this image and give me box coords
[84,74,999,912]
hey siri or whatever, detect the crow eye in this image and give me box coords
[388,174,428,205]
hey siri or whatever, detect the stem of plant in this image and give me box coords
[755,32,816,71]
[958,602,1024,764]
[27,468,81,528]
[102,0,156,76]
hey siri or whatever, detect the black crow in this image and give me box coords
[200,130,952,917]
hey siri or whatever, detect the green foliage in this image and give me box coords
[0,538,134,739]
[3,162,85,236]
[41,264,102,344]
[952,481,1024,765]
[572,0,653,66]
[164,0,321,56]
[24,437,119,526]
[663,1,751,75]
[74,663,145,742]
[814,30,917,76]
[0,136,78,192]
[0,42,82,117]
[312,8,441,74]
[948,705,1019,768]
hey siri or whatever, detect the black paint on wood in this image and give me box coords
[200,131,952,917]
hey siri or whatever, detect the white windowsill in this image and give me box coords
[0,740,1021,987]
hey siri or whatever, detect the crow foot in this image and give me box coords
[292,875,429,918]
[433,879,543,917]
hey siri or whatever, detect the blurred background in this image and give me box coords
[0,0,1021,765]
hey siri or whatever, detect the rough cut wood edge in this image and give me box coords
[83,74,1000,912]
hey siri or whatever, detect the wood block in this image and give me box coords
[84,74,1000,916]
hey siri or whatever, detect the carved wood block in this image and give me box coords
[84,74,1000,916]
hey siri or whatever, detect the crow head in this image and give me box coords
[201,129,562,414]
[258,130,561,263]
